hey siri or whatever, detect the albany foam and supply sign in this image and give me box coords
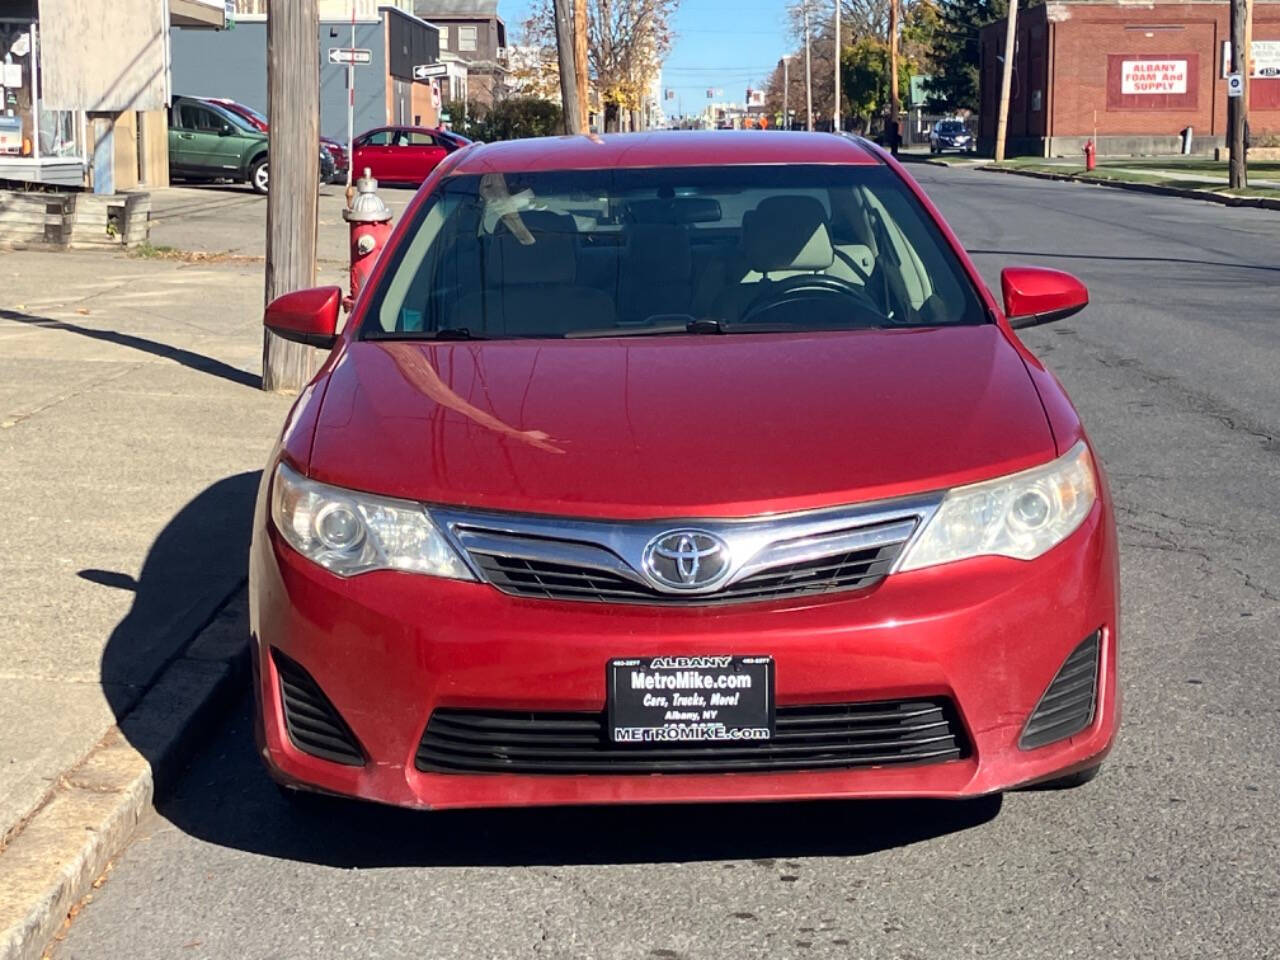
[1108,53,1199,110]
[1121,60,1188,94]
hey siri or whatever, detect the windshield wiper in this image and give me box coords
[565,319,724,339]
[365,328,487,341]
[565,318,804,339]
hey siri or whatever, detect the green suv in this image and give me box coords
[169,95,334,194]
[170,95,271,193]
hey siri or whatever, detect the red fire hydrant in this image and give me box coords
[342,168,394,305]
[1083,139,1096,172]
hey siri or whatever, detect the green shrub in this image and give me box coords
[443,96,564,142]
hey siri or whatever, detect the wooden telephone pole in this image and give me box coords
[833,0,841,132]
[804,0,814,131]
[553,0,583,134]
[1229,0,1249,188]
[263,0,321,392]
[574,0,590,132]
[993,0,1018,162]
[888,0,900,146]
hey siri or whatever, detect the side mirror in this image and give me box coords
[219,124,234,136]
[264,286,342,349]
[1001,267,1089,329]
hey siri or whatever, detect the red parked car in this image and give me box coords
[253,131,1118,812]
[203,97,349,183]
[350,125,471,185]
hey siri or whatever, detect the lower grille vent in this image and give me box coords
[272,649,365,766]
[417,698,968,775]
[1020,631,1101,750]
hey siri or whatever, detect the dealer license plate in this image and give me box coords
[607,656,774,744]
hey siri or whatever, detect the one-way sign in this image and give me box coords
[329,47,372,65]
[413,63,449,80]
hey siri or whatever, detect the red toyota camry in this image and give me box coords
[251,131,1119,811]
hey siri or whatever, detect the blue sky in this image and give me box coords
[499,0,793,116]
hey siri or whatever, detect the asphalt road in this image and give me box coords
[51,166,1280,960]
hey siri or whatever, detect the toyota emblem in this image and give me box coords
[642,530,731,591]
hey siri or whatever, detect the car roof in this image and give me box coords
[449,130,882,174]
[361,125,449,135]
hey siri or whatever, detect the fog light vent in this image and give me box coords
[1019,631,1101,750]
[272,649,365,766]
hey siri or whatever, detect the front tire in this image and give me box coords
[249,158,269,195]
[275,782,350,813]
[1035,763,1102,790]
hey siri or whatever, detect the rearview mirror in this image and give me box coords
[1001,267,1089,329]
[264,286,342,349]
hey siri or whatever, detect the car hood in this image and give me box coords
[307,325,1055,519]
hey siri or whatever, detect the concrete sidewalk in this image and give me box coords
[0,251,297,852]
[146,184,417,262]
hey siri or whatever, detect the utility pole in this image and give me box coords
[833,0,841,132]
[804,0,814,131]
[993,0,1018,162]
[263,0,320,393]
[553,0,583,134]
[574,0,589,132]
[1229,0,1249,188]
[345,1,356,207]
[783,57,790,129]
[888,0,900,145]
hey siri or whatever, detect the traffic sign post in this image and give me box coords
[328,47,372,65]
[1227,72,1244,97]
[413,63,449,81]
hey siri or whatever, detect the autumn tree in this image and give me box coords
[507,38,563,101]
[522,0,679,131]
[767,0,935,130]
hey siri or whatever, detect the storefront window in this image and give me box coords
[0,19,82,162]
[0,21,35,156]
[39,106,78,157]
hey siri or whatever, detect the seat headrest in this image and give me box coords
[742,195,834,273]
[624,224,692,280]
[488,210,577,285]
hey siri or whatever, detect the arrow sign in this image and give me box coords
[329,47,372,65]
[413,63,449,80]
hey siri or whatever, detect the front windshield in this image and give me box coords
[364,164,985,340]
[938,122,966,134]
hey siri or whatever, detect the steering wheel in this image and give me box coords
[738,273,886,327]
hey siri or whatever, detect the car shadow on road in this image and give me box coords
[155,695,1003,869]
[0,308,262,388]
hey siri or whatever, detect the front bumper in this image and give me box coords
[250,498,1119,810]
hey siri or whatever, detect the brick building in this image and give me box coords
[979,0,1280,156]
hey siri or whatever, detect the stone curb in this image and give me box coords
[979,164,1280,211]
[0,588,250,960]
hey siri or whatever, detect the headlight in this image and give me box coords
[898,440,1097,572]
[270,461,474,580]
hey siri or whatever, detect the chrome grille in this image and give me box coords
[472,541,902,604]
[434,496,938,606]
